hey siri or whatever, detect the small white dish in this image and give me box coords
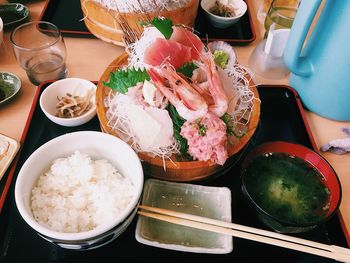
[0,17,3,46]
[0,71,21,105]
[135,179,233,254]
[201,0,247,29]
[0,133,20,181]
[39,78,96,127]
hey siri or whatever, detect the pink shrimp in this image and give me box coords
[199,52,228,117]
[147,66,208,121]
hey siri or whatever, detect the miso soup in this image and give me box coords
[244,152,330,225]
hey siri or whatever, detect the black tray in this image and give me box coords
[39,0,92,37]
[39,0,255,44]
[0,83,347,262]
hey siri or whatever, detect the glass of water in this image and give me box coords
[263,0,300,38]
[10,21,68,86]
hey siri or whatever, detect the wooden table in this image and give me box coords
[0,0,349,244]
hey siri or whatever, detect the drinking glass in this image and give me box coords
[248,0,299,79]
[257,0,273,24]
[10,21,68,85]
[263,0,300,38]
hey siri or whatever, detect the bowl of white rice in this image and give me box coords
[15,131,144,250]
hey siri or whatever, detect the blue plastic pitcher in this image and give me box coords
[284,0,350,121]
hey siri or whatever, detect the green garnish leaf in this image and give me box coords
[166,104,189,157]
[195,119,208,136]
[103,68,150,94]
[213,50,229,69]
[151,17,173,39]
[221,113,234,136]
[176,62,198,78]
[221,113,247,138]
[197,123,208,137]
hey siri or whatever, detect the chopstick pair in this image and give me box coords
[138,205,350,262]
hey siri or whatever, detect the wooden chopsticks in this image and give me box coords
[138,205,350,262]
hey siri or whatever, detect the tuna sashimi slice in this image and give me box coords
[144,38,192,68]
[170,27,204,60]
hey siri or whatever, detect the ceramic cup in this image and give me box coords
[10,21,68,85]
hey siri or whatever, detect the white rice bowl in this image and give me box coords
[15,131,143,249]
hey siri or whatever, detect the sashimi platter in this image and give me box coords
[96,18,260,181]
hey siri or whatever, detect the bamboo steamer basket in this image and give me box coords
[96,53,261,182]
[80,0,200,46]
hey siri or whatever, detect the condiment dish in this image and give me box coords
[15,131,144,250]
[39,78,96,127]
[0,133,20,181]
[241,141,342,233]
[0,71,21,105]
[135,179,233,253]
[0,3,30,30]
[201,0,247,28]
[0,17,3,46]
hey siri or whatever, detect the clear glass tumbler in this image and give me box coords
[10,21,68,85]
[257,0,273,24]
[263,0,300,38]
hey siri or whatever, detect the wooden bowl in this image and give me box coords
[96,53,261,182]
[80,0,200,46]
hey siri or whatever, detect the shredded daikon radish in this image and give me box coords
[223,63,259,139]
[96,0,192,13]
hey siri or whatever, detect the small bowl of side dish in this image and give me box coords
[241,141,342,234]
[39,78,96,127]
[201,0,247,28]
[0,17,3,46]
[15,131,144,250]
[0,71,21,105]
[0,3,30,30]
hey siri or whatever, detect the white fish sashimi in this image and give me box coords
[126,103,161,150]
[218,67,254,119]
[144,107,174,149]
[115,94,174,151]
[218,68,238,114]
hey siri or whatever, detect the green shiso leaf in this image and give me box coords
[151,17,174,39]
[103,68,150,94]
[176,62,198,78]
[198,124,208,136]
[220,113,234,136]
[166,104,189,157]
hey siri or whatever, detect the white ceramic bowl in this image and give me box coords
[15,131,144,250]
[39,78,97,127]
[201,0,247,28]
